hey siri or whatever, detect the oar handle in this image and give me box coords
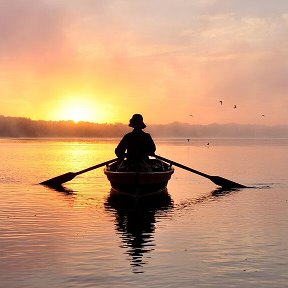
[154,154,210,179]
[75,158,119,175]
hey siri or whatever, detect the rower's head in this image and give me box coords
[129,114,146,129]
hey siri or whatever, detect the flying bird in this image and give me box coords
[219,100,223,105]
[233,105,237,109]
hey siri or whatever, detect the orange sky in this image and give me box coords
[1,1,288,125]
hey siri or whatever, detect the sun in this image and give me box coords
[58,100,95,123]
[51,96,111,123]
[48,90,119,123]
[65,104,92,123]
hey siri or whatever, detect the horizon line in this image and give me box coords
[1,114,287,127]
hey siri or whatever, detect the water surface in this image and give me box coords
[1,138,288,287]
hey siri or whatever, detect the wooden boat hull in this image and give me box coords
[104,167,174,198]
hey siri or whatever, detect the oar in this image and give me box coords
[40,158,119,187]
[155,154,247,189]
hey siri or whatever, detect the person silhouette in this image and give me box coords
[115,114,156,171]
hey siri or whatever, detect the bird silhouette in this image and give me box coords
[233,105,237,109]
[219,100,223,105]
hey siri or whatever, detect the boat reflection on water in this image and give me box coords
[105,189,173,273]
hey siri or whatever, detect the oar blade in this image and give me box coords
[40,172,76,186]
[39,157,119,188]
[209,176,247,189]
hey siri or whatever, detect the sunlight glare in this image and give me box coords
[66,105,91,123]
[52,95,112,123]
[64,100,94,123]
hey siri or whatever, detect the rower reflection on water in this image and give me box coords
[104,186,238,274]
[105,191,173,273]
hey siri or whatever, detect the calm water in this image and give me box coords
[1,138,288,288]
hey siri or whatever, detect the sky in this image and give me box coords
[1,0,288,125]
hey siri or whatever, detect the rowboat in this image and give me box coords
[104,159,174,198]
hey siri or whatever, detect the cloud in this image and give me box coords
[0,0,65,55]
[0,0,288,124]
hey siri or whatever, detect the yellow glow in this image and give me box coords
[51,94,113,123]
[66,105,91,123]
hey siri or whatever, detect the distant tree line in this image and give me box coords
[1,115,288,138]
[0,115,128,137]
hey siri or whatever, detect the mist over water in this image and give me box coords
[0,138,288,287]
[1,115,288,138]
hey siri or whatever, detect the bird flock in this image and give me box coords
[186,100,266,144]
[218,100,264,116]
[189,100,266,119]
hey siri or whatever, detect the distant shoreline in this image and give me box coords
[1,115,288,138]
